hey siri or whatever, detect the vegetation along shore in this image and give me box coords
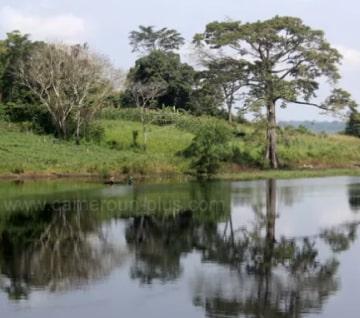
[1,17,360,180]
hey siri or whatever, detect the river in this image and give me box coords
[0,176,359,317]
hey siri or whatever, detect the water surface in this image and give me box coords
[0,176,360,318]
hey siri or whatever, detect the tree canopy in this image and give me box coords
[345,106,360,138]
[126,50,196,110]
[0,30,40,104]
[201,58,249,122]
[129,25,185,55]
[194,16,355,168]
[16,42,122,142]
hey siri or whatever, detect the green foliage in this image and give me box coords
[83,122,105,144]
[132,130,140,148]
[296,125,315,135]
[0,31,49,132]
[1,116,360,177]
[129,25,185,55]
[0,102,55,134]
[230,146,264,168]
[126,50,197,111]
[0,119,193,176]
[187,80,223,116]
[0,31,40,104]
[201,58,249,122]
[102,106,190,128]
[102,107,143,121]
[194,16,353,168]
[345,107,360,138]
[11,166,24,174]
[185,123,232,178]
[107,139,123,150]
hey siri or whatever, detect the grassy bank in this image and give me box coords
[219,168,360,181]
[0,120,192,177]
[1,113,360,180]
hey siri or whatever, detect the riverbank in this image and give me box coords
[1,168,360,183]
[1,117,360,180]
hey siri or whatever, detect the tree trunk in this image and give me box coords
[263,179,276,276]
[226,98,233,123]
[266,179,276,244]
[55,118,66,140]
[143,126,147,152]
[75,111,81,145]
[141,108,147,152]
[227,104,232,123]
[265,101,280,168]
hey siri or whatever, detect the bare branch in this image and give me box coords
[15,42,124,141]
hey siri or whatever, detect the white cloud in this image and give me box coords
[0,6,89,43]
[335,45,360,71]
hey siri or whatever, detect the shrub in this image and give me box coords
[229,146,264,168]
[132,130,140,148]
[345,107,360,138]
[11,166,24,174]
[84,122,105,144]
[107,139,123,150]
[184,122,232,178]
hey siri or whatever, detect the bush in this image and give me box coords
[11,166,24,174]
[84,122,105,144]
[345,107,360,138]
[107,139,123,150]
[184,122,232,178]
[229,146,264,167]
[0,102,55,134]
[101,107,185,127]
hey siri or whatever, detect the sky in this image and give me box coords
[0,0,359,121]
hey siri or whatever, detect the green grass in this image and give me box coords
[276,132,360,168]
[0,120,192,176]
[1,114,360,179]
[219,168,360,181]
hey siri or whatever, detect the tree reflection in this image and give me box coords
[125,210,224,284]
[0,200,126,300]
[348,183,360,212]
[124,181,232,285]
[122,179,360,316]
[192,179,359,318]
[125,211,192,284]
[1,179,359,317]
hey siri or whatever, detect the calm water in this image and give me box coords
[1,176,360,318]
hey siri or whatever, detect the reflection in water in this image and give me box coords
[191,179,358,318]
[125,211,193,284]
[118,180,359,317]
[348,182,360,212]
[0,201,126,300]
[122,181,234,285]
[0,178,359,318]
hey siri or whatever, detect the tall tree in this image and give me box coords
[194,16,354,168]
[203,58,249,123]
[187,78,223,116]
[16,42,122,142]
[0,30,38,104]
[126,50,196,110]
[129,81,167,151]
[345,105,360,138]
[129,25,185,55]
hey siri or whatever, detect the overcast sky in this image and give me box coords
[0,0,359,121]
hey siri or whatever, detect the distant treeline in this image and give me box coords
[278,121,345,134]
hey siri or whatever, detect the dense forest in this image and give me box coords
[0,16,360,177]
